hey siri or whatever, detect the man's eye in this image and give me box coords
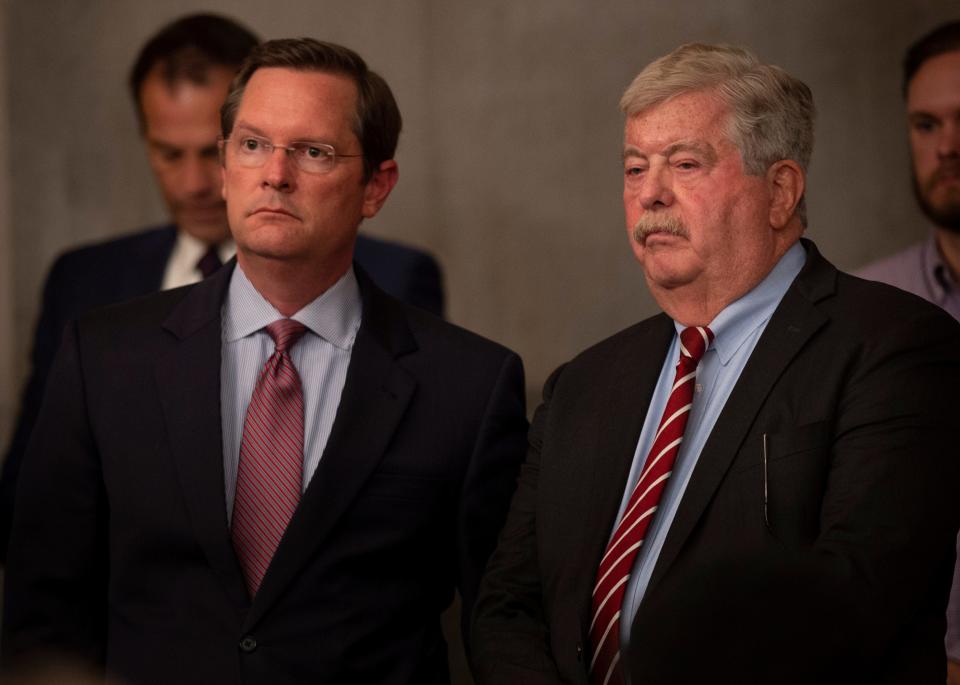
[625,166,645,177]
[676,161,698,170]
[241,138,261,151]
[912,120,937,134]
[303,146,329,159]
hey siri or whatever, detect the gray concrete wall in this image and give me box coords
[5,1,958,417]
[7,1,958,419]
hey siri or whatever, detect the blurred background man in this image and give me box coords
[858,21,960,316]
[856,21,960,683]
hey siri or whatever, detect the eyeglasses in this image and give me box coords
[220,134,363,174]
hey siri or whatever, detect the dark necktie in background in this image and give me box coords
[196,244,223,278]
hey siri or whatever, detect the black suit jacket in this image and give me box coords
[2,261,520,685]
[471,241,960,684]
[0,226,444,559]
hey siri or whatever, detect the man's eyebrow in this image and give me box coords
[146,137,181,152]
[232,121,268,137]
[232,121,331,144]
[622,141,718,163]
[907,110,938,122]
[663,141,717,163]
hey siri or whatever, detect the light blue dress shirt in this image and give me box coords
[220,265,362,523]
[617,242,806,652]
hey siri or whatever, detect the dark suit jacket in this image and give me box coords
[0,225,444,559]
[471,241,960,684]
[2,261,520,685]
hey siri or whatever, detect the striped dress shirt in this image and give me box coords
[220,264,362,522]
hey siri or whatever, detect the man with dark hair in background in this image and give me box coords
[856,21,960,683]
[0,13,445,561]
[2,37,522,684]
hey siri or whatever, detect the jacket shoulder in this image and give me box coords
[355,234,439,268]
[831,270,960,336]
[401,301,518,364]
[48,225,175,277]
[563,315,672,374]
[74,282,195,338]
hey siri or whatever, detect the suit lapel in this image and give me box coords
[584,316,675,552]
[244,269,417,629]
[155,262,250,607]
[567,316,675,631]
[647,240,835,592]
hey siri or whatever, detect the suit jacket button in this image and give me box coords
[239,635,258,653]
[576,643,583,661]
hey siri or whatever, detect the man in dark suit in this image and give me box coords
[0,14,444,560]
[472,43,960,684]
[2,38,523,685]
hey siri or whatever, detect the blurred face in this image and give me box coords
[623,90,774,304]
[907,50,960,233]
[222,68,393,268]
[140,65,234,244]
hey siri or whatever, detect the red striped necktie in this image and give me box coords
[589,325,714,685]
[231,318,307,597]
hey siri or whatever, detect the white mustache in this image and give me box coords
[632,215,687,243]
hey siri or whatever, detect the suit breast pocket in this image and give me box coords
[764,421,832,461]
[763,421,833,544]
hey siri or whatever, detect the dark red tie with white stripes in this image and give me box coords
[589,325,714,685]
[231,318,307,597]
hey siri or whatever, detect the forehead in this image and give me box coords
[624,90,733,153]
[140,66,234,136]
[235,67,358,139]
[907,49,960,113]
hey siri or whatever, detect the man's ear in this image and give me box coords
[766,160,805,229]
[362,160,399,219]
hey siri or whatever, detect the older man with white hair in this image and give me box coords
[472,43,960,684]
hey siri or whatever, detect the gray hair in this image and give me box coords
[621,43,815,224]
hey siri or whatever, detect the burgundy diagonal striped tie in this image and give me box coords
[232,319,307,597]
[589,326,714,685]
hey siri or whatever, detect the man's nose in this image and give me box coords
[638,165,675,210]
[937,119,960,158]
[260,147,296,191]
[182,157,219,197]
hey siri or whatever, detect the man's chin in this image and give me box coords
[917,197,960,234]
[640,258,700,293]
[915,179,960,233]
